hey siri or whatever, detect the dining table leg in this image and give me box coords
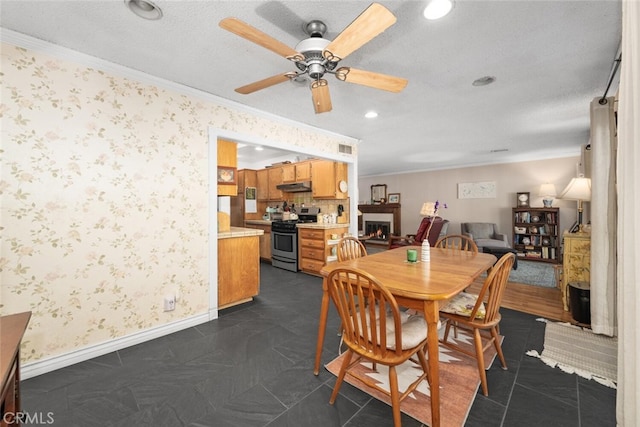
[424,300,441,427]
[314,278,330,375]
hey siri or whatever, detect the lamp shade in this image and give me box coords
[559,175,591,201]
[538,183,557,197]
[420,202,437,216]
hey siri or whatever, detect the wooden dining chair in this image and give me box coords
[327,267,430,427]
[438,252,515,396]
[336,236,368,261]
[435,234,478,253]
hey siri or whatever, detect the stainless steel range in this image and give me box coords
[271,206,320,272]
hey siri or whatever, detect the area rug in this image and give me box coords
[526,319,617,388]
[325,330,500,426]
[480,259,556,287]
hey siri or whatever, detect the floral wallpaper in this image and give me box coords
[0,42,355,364]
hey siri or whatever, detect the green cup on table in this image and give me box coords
[407,249,418,263]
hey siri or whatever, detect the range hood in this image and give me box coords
[276,181,312,193]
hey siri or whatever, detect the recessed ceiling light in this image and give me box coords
[424,0,454,20]
[254,146,264,151]
[125,0,163,20]
[472,76,496,86]
[365,111,378,119]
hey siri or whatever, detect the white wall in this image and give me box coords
[358,156,582,243]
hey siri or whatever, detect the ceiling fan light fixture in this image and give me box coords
[125,0,163,20]
[424,0,454,20]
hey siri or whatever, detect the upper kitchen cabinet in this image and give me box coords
[268,167,284,200]
[217,139,237,196]
[256,169,269,200]
[257,167,284,201]
[282,163,296,183]
[282,160,312,183]
[296,161,312,181]
[311,160,348,199]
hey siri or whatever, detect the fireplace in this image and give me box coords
[365,221,391,242]
[358,204,402,240]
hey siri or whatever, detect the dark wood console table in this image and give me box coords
[1,312,31,427]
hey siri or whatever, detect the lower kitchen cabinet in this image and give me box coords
[298,226,348,276]
[218,234,260,309]
[245,222,272,261]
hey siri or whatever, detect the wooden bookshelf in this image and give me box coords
[512,207,560,264]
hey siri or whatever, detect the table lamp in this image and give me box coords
[559,174,591,233]
[420,202,437,217]
[538,183,557,207]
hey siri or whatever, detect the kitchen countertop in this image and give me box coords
[296,223,350,230]
[218,226,264,239]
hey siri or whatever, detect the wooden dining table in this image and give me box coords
[315,246,497,427]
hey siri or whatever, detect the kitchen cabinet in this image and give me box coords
[311,160,348,199]
[562,232,590,311]
[296,161,312,181]
[256,169,269,201]
[268,167,284,200]
[218,232,261,309]
[245,222,272,261]
[282,161,312,183]
[298,226,348,276]
[282,163,296,183]
[217,139,237,197]
[257,167,284,201]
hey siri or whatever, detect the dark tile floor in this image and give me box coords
[21,263,616,426]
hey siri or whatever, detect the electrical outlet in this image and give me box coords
[164,295,175,311]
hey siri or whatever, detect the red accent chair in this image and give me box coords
[388,217,449,250]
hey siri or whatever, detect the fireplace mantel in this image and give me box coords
[358,203,402,237]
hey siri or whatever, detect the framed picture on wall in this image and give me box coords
[388,193,400,204]
[217,166,237,185]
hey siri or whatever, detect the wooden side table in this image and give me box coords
[562,232,591,311]
[1,311,32,426]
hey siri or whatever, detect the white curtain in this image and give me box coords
[616,1,640,425]
[589,97,617,337]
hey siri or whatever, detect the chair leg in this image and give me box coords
[388,365,402,427]
[491,327,508,370]
[417,344,431,383]
[330,351,353,404]
[442,319,452,342]
[473,328,489,396]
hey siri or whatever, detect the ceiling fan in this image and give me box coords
[219,2,408,114]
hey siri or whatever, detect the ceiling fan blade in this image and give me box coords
[324,3,397,61]
[311,80,332,114]
[337,67,408,93]
[219,17,299,59]
[235,73,292,94]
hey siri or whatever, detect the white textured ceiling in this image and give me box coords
[0,1,622,176]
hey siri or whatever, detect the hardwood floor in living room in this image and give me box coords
[467,276,574,323]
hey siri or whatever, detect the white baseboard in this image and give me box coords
[21,313,211,380]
